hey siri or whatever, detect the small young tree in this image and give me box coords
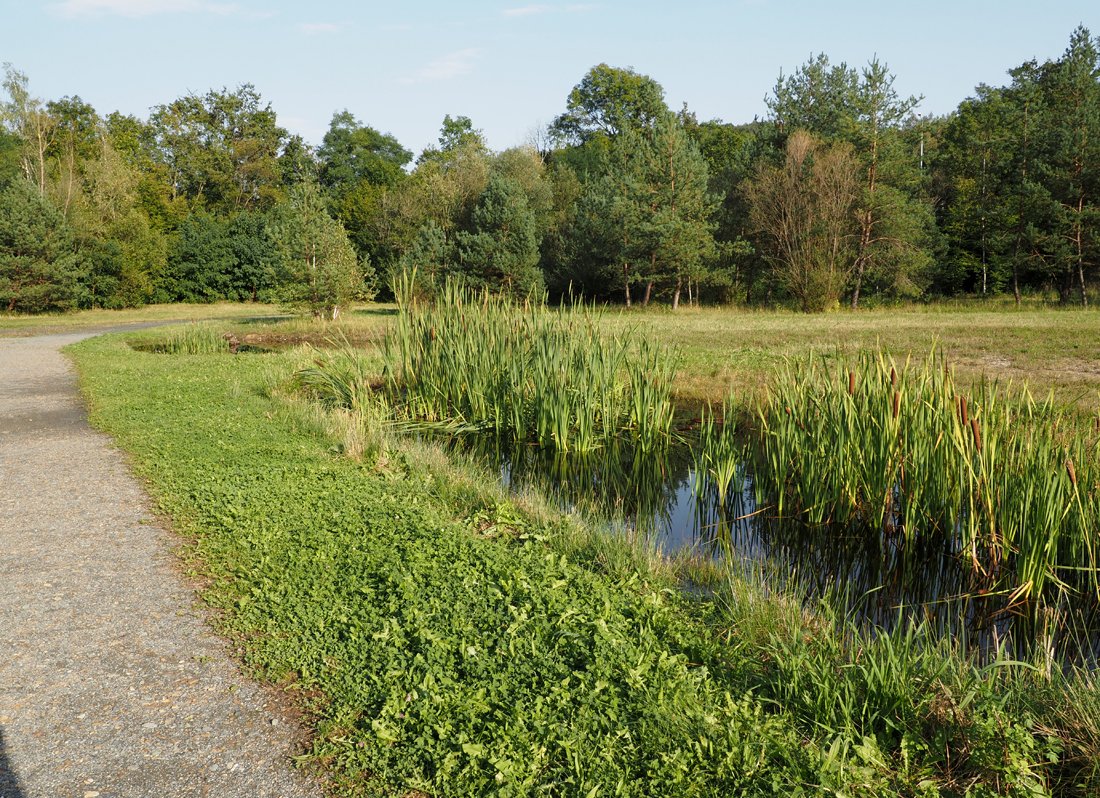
[398,219,449,296]
[269,179,369,319]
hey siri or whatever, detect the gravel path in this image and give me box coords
[0,331,322,798]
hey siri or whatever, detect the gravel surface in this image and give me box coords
[0,331,323,798]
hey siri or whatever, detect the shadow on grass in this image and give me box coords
[233,315,298,325]
[349,307,398,317]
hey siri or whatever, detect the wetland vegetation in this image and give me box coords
[7,17,1098,797]
[64,297,1100,796]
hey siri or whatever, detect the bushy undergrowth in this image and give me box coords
[69,335,1100,797]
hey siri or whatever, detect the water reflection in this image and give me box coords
[447,433,1099,665]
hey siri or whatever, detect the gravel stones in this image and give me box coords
[0,331,321,798]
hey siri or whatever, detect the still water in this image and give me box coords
[453,434,1100,665]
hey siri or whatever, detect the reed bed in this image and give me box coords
[753,350,1100,604]
[151,322,229,354]
[694,392,747,503]
[381,280,677,454]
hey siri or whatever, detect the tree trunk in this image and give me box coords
[642,281,653,307]
[850,257,865,310]
[623,263,631,307]
[672,278,682,310]
[1076,196,1088,307]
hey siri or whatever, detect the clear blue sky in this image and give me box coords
[2,1,1097,157]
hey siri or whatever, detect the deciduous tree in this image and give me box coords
[746,130,860,311]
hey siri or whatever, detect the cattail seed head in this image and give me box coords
[971,417,982,451]
[890,366,897,387]
[1067,459,1078,488]
[848,371,856,396]
[960,396,969,427]
[892,391,901,419]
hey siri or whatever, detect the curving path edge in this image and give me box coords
[0,330,322,798]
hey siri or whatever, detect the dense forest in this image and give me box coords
[1,26,1098,314]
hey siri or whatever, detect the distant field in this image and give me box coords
[238,301,1100,413]
[9,300,1099,412]
[0,302,283,336]
[604,304,1100,411]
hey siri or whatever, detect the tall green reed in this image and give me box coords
[382,276,679,454]
[754,349,1100,605]
[694,392,746,503]
[157,323,229,354]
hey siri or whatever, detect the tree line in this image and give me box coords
[1,26,1097,315]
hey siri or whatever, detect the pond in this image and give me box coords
[452,433,1100,667]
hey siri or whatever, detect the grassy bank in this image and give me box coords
[69,331,1100,796]
[28,299,1100,411]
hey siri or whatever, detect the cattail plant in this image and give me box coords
[755,349,1100,609]
[379,273,679,455]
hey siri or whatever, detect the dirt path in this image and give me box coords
[0,331,322,798]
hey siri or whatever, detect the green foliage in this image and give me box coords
[382,279,676,453]
[456,173,544,295]
[4,29,1098,316]
[934,26,1100,304]
[745,130,861,311]
[269,178,371,319]
[75,138,167,307]
[567,115,716,306]
[149,84,288,214]
[0,128,21,186]
[162,211,278,303]
[551,63,669,144]
[0,178,81,312]
[398,220,449,295]
[318,110,411,198]
[69,333,1100,796]
[766,54,933,308]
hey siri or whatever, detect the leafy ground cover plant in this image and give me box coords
[69,331,1099,796]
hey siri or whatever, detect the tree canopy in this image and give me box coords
[2,30,1099,314]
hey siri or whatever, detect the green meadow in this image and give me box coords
[61,300,1100,796]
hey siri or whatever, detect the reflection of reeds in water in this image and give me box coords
[753,349,1100,612]
[383,276,677,454]
[695,392,746,502]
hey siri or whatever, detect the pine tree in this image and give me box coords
[0,178,81,312]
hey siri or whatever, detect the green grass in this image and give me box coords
[160,301,1100,416]
[35,299,1098,413]
[0,301,284,336]
[68,330,1100,797]
[598,304,1100,413]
